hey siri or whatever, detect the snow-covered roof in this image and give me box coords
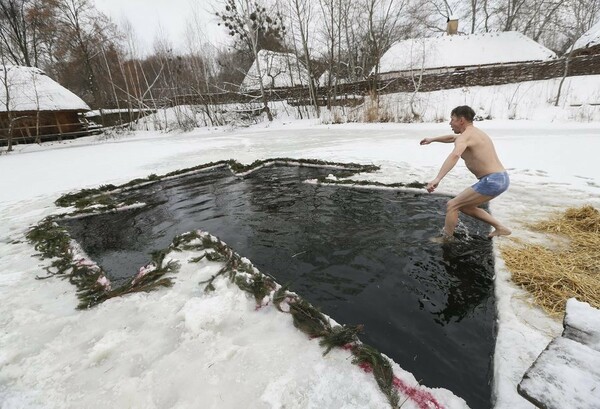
[0,65,89,112]
[378,32,557,73]
[241,50,310,91]
[573,20,600,51]
[317,70,348,87]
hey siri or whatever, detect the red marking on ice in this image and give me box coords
[342,343,355,351]
[358,362,373,373]
[392,376,444,409]
[254,301,270,311]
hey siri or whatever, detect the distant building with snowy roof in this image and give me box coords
[317,70,348,87]
[572,20,600,56]
[377,32,557,77]
[241,50,310,91]
[0,65,90,143]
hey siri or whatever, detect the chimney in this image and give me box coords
[447,17,458,35]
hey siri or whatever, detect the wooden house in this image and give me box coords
[377,31,556,79]
[0,65,90,144]
[572,20,600,57]
[241,50,310,91]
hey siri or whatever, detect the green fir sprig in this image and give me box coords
[315,176,426,190]
[352,344,400,407]
[319,324,364,355]
[288,298,332,338]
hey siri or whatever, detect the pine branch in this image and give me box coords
[319,324,363,356]
[352,344,400,407]
[289,299,332,338]
[273,284,292,311]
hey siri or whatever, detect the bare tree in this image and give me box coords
[408,38,426,120]
[54,0,102,105]
[51,0,123,108]
[317,0,340,109]
[0,0,39,66]
[0,55,26,150]
[0,53,14,151]
[286,0,320,117]
[365,0,408,80]
[28,64,41,142]
[184,5,223,126]
[552,0,600,53]
[217,0,287,121]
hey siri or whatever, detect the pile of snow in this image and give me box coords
[241,50,310,91]
[573,20,600,51]
[0,65,89,112]
[378,32,557,73]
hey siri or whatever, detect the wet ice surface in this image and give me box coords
[61,164,495,409]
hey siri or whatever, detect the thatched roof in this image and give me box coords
[0,65,89,113]
[573,20,600,52]
[378,32,556,73]
[241,50,310,91]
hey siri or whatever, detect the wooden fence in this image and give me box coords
[156,53,600,108]
[0,122,102,146]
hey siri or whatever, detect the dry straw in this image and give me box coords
[501,205,600,316]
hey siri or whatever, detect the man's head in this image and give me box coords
[449,105,475,134]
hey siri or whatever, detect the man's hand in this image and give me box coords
[426,179,440,193]
[420,137,432,145]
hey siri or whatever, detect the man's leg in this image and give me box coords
[444,187,510,237]
[460,206,512,237]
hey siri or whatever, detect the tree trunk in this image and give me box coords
[555,46,575,107]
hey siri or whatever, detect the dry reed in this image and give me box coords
[500,205,600,316]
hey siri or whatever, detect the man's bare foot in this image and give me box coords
[488,227,512,238]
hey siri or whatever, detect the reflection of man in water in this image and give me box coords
[420,105,511,239]
[435,238,494,324]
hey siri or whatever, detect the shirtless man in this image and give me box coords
[420,105,511,239]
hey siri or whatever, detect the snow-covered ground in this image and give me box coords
[1,114,599,408]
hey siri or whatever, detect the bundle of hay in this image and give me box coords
[501,205,600,316]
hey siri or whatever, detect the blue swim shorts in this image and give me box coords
[471,171,510,197]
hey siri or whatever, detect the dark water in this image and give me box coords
[61,165,495,409]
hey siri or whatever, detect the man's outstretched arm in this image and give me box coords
[426,139,468,193]
[420,135,457,145]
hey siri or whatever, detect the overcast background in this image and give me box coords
[93,0,227,54]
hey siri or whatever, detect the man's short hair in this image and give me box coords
[451,106,475,122]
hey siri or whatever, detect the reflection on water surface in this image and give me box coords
[61,165,495,409]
